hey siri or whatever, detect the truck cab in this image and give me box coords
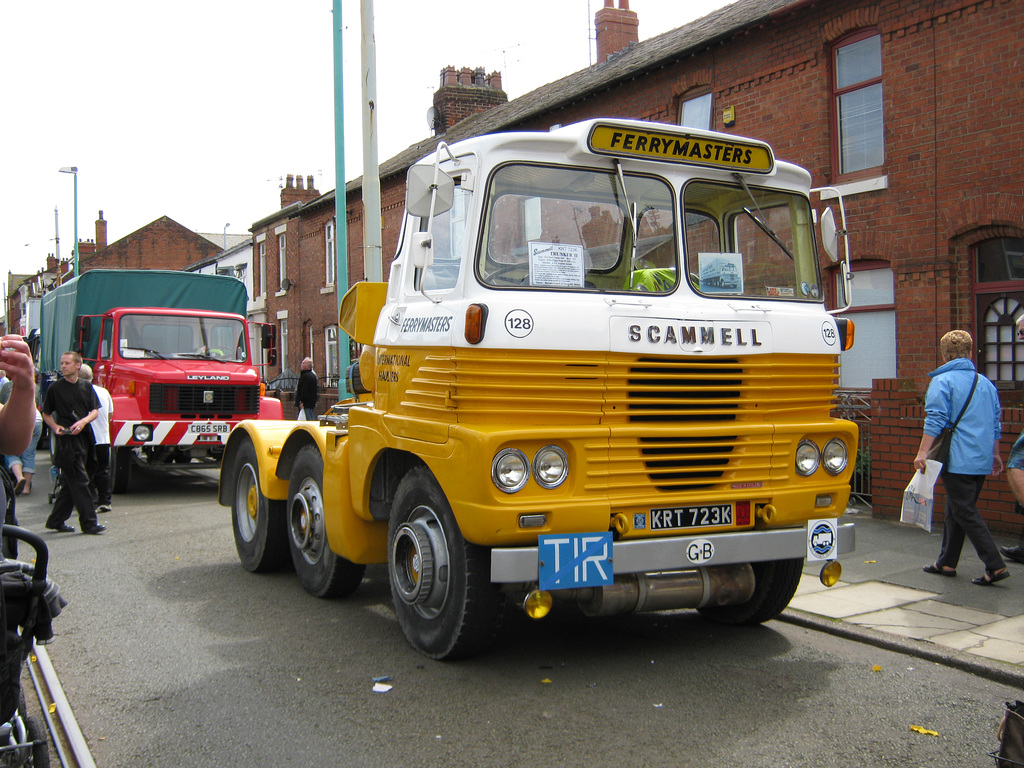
[221,118,857,660]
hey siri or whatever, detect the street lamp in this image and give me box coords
[59,166,78,277]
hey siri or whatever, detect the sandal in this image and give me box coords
[923,563,957,577]
[13,478,25,496]
[972,569,1010,586]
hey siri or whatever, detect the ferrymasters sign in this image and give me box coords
[588,123,774,173]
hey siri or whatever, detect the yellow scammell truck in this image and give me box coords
[219,118,858,659]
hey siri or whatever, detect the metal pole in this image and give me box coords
[73,172,79,277]
[332,0,352,398]
[360,0,382,282]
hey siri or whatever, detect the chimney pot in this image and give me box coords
[307,175,316,191]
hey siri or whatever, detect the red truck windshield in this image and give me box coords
[116,313,247,362]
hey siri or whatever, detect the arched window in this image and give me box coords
[678,91,711,130]
[974,237,1024,388]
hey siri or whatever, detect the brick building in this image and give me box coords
[78,212,223,272]
[254,0,1024,529]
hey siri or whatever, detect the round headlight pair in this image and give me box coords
[492,445,568,493]
[795,438,848,476]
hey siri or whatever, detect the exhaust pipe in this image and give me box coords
[574,564,755,617]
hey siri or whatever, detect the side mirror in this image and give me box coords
[406,164,455,218]
[75,316,92,353]
[820,207,839,263]
[261,324,277,367]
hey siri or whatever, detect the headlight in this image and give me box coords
[533,445,568,489]
[133,424,153,442]
[822,438,849,475]
[492,448,530,493]
[795,439,820,476]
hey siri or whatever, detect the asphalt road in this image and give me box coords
[11,457,1018,767]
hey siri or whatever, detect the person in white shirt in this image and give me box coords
[79,365,114,513]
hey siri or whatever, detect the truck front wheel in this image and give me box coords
[287,445,365,598]
[388,467,504,660]
[697,557,804,625]
[231,437,289,573]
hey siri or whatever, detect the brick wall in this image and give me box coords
[81,215,222,272]
[870,378,1024,535]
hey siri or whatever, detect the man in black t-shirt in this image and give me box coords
[41,352,106,534]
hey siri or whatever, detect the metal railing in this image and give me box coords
[834,388,872,507]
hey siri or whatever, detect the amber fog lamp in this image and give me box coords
[819,560,842,587]
[465,303,488,344]
[524,590,553,619]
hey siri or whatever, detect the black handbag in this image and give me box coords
[926,374,978,465]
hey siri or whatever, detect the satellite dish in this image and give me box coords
[426,106,442,132]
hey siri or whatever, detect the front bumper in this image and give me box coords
[490,522,855,583]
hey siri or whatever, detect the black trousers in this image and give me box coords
[937,472,1005,572]
[48,447,98,530]
[87,444,111,506]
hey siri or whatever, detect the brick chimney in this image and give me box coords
[280,173,320,208]
[596,0,639,62]
[95,210,107,248]
[432,65,507,134]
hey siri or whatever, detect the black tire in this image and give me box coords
[109,447,132,494]
[698,558,804,625]
[287,445,365,598]
[388,466,504,660]
[231,437,289,573]
[24,715,51,768]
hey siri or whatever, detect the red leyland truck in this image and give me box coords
[40,269,280,492]
[219,118,858,659]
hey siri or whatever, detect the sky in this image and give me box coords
[0,0,733,300]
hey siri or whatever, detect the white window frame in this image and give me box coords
[325,220,336,286]
[325,325,339,383]
[278,233,287,288]
[258,240,267,297]
[679,92,712,130]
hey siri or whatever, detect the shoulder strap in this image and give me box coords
[950,374,979,432]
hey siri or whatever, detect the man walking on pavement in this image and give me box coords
[295,357,318,421]
[80,364,113,513]
[41,351,106,535]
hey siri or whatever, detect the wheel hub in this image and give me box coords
[390,506,450,615]
[289,478,325,565]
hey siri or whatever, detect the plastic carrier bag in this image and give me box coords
[900,460,942,532]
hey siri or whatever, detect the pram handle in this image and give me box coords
[1,525,48,584]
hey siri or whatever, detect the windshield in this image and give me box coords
[118,314,247,362]
[683,180,822,301]
[478,164,678,293]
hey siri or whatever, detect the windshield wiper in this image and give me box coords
[733,173,795,261]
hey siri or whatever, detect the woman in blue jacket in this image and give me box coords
[913,330,1009,585]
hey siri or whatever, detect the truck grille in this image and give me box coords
[396,348,840,496]
[149,384,260,416]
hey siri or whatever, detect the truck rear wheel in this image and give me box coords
[698,557,803,625]
[231,437,289,572]
[110,447,132,494]
[287,445,365,598]
[388,467,504,660]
